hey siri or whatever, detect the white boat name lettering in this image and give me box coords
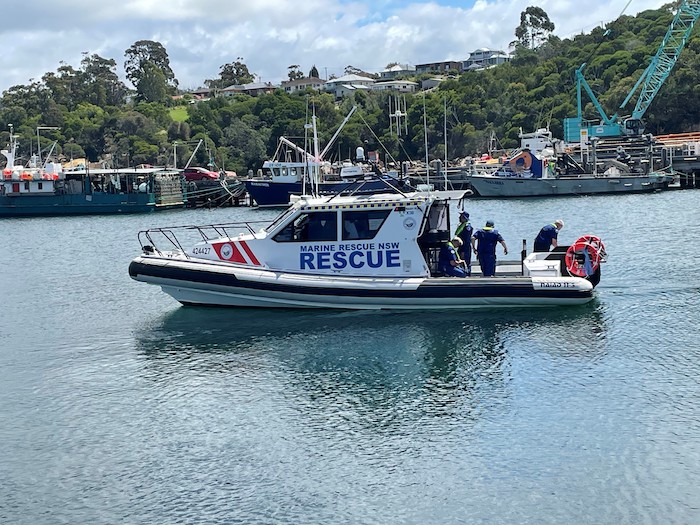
[300,249,401,270]
[539,281,576,288]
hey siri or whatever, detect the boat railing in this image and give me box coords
[137,220,269,257]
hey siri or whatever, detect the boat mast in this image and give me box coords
[183,139,203,169]
[311,111,320,195]
[2,124,17,169]
[319,105,357,159]
[423,93,429,187]
[444,97,448,190]
[36,126,60,168]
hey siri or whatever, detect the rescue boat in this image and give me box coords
[128,192,607,309]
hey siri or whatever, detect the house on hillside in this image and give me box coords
[379,64,416,79]
[220,82,276,97]
[280,77,326,94]
[421,76,448,90]
[324,74,376,99]
[189,87,211,99]
[415,61,461,74]
[372,80,417,93]
[462,48,510,71]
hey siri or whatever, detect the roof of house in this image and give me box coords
[327,74,376,84]
[374,79,418,86]
[222,82,274,92]
[281,76,326,87]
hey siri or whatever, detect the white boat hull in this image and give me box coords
[129,256,595,310]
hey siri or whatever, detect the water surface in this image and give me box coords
[2,191,699,524]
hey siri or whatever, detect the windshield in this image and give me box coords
[265,206,298,233]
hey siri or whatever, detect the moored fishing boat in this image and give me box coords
[243,105,413,207]
[129,190,607,310]
[1,128,184,217]
[463,128,674,198]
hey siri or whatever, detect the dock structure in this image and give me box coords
[656,132,700,189]
[184,178,248,208]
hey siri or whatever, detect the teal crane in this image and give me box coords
[564,0,700,142]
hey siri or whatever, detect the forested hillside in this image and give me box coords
[2,4,699,175]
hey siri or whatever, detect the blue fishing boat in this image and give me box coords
[243,105,413,207]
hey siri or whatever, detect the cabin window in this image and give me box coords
[38,183,43,190]
[273,211,337,242]
[342,210,391,240]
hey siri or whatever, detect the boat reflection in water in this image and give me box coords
[135,304,608,403]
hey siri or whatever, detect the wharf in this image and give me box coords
[656,132,700,189]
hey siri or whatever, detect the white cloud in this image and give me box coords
[1,0,668,93]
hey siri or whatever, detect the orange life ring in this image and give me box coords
[565,235,607,277]
[508,151,532,171]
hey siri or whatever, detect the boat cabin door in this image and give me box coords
[417,199,451,276]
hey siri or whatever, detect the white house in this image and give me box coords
[379,64,416,79]
[462,48,510,71]
[324,74,376,98]
[372,80,418,93]
[280,77,326,94]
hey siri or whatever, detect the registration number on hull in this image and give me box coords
[538,281,577,288]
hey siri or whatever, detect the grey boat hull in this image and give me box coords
[465,173,673,197]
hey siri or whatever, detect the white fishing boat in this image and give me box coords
[464,129,674,197]
[129,189,607,310]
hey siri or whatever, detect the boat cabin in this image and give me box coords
[183,193,452,278]
[261,160,321,183]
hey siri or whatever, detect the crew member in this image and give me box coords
[454,211,473,276]
[471,220,508,277]
[438,237,467,277]
[533,220,564,252]
[616,146,631,163]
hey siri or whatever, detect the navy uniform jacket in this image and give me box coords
[473,228,503,256]
[534,224,558,251]
[438,242,459,271]
[455,221,473,245]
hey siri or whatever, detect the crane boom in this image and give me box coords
[564,0,700,142]
[627,0,700,120]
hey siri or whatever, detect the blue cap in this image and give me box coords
[485,219,494,227]
[460,211,469,219]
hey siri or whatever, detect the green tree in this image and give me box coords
[135,63,169,103]
[309,65,319,78]
[287,65,304,81]
[80,53,128,107]
[124,40,178,92]
[512,6,555,49]
[206,58,254,89]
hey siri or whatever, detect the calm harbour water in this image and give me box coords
[1,190,699,524]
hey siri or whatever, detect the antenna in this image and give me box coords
[389,95,407,136]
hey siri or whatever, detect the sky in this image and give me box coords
[2,0,668,94]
